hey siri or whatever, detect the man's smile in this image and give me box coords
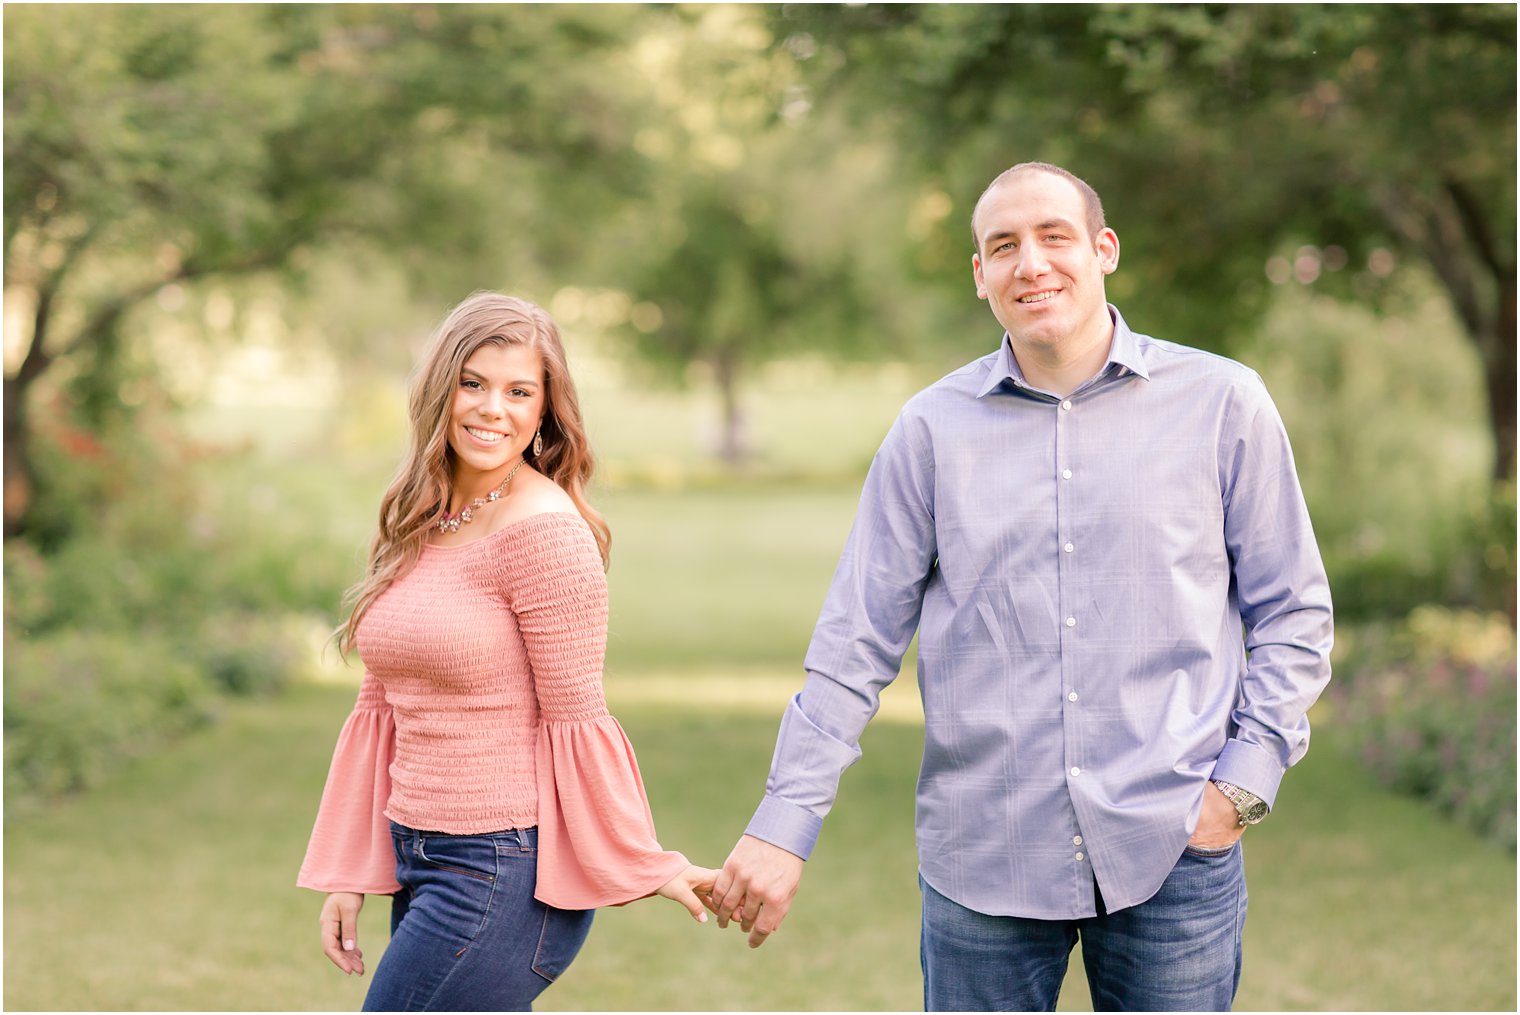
[1017,289,1060,304]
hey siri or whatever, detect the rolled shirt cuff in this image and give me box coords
[745,795,822,861]
[1210,738,1286,810]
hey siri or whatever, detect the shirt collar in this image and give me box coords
[976,304,1152,399]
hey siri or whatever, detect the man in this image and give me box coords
[709,162,1333,1011]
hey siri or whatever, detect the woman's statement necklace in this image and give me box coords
[438,458,526,534]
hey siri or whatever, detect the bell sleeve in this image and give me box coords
[296,671,401,895]
[506,514,688,910]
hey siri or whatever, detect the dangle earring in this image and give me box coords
[532,426,543,457]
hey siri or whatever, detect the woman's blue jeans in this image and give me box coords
[362,823,594,1012]
[920,842,1247,1012]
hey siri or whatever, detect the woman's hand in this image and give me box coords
[319,891,367,975]
[655,864,719,923]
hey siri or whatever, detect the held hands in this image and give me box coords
[657,864,720,923]
[319,891,366,976]
[709,834,805,949]
[1189,781,1247,850]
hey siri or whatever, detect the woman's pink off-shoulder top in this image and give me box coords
[297,512,687,909]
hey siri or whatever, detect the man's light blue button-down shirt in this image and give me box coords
[746,306,1333,919]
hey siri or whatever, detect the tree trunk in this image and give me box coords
[1484,276,1516,481]
[711,348,747,465]
[1441,177,1517,481]
[1378,182,1516,482]
[3,284,60,538]
[4,286,154,536]
[4,378,35,539]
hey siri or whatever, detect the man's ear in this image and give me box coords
[1096,228,1120,276]
[972,253,988,299]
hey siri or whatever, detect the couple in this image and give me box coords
[298,162,1333,1012]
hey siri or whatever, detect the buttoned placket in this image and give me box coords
[1053,391,1089,871]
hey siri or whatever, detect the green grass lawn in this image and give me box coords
[601,485,861,671]
[4,673,1515,1012]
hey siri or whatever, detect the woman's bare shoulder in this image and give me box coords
[488,468,576,531]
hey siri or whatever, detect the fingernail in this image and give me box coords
[344,939,355,951]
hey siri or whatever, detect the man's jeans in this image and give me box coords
[920,842,1247,1012]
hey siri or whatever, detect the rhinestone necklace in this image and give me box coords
[437,458,526,534]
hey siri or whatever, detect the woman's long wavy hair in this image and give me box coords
[336,292,609,656]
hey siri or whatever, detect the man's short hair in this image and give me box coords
[970,162,1107,252]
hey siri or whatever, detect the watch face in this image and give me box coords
[1242,800,1269,824]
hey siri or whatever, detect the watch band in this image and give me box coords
[1212,780,1269,826]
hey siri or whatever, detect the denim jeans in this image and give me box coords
[362,823,594,1012]
[920,842,1247,1012]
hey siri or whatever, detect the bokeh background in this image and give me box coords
[4,4,1515,1011]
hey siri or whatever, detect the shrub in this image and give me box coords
[4,395,352,813]
[1323,481,1517,623]
[4,629,217,804]
[185,611,320,696]
[1328,607,1517,849]
[1458,478,1517,619]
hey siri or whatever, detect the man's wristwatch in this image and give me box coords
[1212,780,1269,826]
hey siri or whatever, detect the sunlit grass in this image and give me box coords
[4,678,1514,1012]
[601,485,860,671]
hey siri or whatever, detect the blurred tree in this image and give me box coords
[619,182,859,463]
[3,4,644,537]
[589,5,881,464]
[770,3,1516,478]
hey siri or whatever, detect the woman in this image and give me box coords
[298,292,715,1011]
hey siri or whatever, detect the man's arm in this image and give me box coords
[712,415,937,946]
[1210,373,1334,807]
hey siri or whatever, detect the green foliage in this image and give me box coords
[189,612,320,697]
[1240,282,1502,618]
[773,2,1517,476]
[3,628,215,803]
[1327,608,1517,849]
[573,7,904,460]
[1462,477,1518,616]
[3,3,644,287]
[1329,479,1519,620]
[3,3,655,538]
[12,392,351,631]
[3,395,346,811]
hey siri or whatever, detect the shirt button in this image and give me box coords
[1068,691,1079,702]
[1065,616,1077,628]
[1064,542,1074,553]
[1061,399,1073,411]
[1061,468,1073,480]
[1073,835,1083,845]
[1075,852,1085,861]
[1070,766,1081,777]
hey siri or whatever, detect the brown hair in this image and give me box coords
[336,292,609,655]
[970,162,1107,253]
